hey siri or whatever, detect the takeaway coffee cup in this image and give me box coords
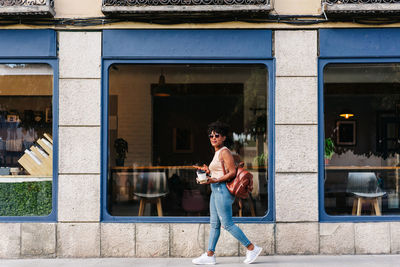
[196,170,208,183]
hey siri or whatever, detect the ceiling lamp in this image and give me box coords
[339,110,354,119]
[153,71,170,97]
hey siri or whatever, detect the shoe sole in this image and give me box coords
[244,247,262,264]
[192,262,216,265]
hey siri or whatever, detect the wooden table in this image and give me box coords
[326,166,400,170]
[112,166,196,171]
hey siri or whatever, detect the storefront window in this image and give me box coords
[0,63,53,216]
[107,64,268,217]
[324,63,400,216]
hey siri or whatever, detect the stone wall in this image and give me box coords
[274,30,319,254]
[1,222,400,257]
[57,31,102,258]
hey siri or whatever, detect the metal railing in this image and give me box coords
[102,0,272,17]
[324,0,400,14]
[103,0,268,6]
[326,0,400,3]
[0,0,55,16]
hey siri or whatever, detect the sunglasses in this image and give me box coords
[209,134,221,139]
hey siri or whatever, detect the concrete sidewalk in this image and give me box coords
[1,255,400,267]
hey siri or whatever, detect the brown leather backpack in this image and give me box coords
[220,150,253,199]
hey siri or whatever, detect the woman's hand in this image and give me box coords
[192,164,210,175]
[196,177,218,184]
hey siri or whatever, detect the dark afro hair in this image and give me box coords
[207,121,230,137]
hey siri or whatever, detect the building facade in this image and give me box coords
[0,0,400,258]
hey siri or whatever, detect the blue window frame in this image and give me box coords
[101,30,275,223]
[0,30,58,222]
[319,29,400,222]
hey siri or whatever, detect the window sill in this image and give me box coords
[0,176,52,183]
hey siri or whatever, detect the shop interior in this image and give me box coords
[0,63,53,216]
[324,63,400,216]
[0,64,53,177]
[108,64,269,217]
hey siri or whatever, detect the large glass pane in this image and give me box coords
[108,64,268,217]
[324,63,400,216]
[0,64,53,216]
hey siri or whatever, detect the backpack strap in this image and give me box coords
[221,161,226,175]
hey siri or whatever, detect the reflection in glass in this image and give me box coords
[0,64,53,216]
[108,64,268,217]
[324,63,400,216]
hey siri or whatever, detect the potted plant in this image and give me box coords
[324,137,335,165]
[253,152,268,194]
[114,138,128,166]
[253,153,267,170]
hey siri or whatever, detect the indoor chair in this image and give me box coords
[347,172,386,216]
[133,171,168,216]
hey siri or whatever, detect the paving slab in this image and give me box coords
[1,255,400,267]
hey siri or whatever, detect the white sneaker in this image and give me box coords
[243,245,262,264]
[192,253,216,265]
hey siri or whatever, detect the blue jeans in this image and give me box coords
[207,182,251,252]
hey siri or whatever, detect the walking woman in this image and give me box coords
[192,121,262,265]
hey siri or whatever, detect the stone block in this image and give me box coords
[275,125,318,173]
[238,224,274,256]
[0,223,20,258]
[275,173,318,222]
[59,79,100,126]
[274,0,321,15]
[136,224,169,257]
[390,222,400,253]
[58,175,100,222]
[276,223,318,255]
[21,223,56,257]
[59,127,100,174]
[59,31,101,79]
[320,223,355,254]
[276,77,318,124]
[55,0,104,19]
[204,224,239,256]
[170,224,205,257]
[57,223,100,258]
[275,30,317,77]
[101,223,135,257]
[355,222,390,254]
